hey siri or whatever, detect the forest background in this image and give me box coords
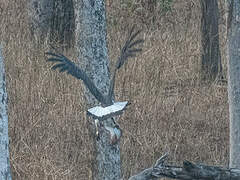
[0,0,229,179]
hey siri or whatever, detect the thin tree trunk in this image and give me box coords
[0,46,12,180]
[73,0,121,179]
[141,0,156,12]
[200,0,222,81]
[49,0,75,48]
[28,0,54,39]
[28,0,75,48]
[226,0,240,169]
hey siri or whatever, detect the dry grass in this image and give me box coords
[0,0,229,179]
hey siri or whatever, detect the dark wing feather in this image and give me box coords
[46,52,63,58]
[51,63,65,70]
[108,68,117,104]
[116,27,144,69]
[127,30,141,46]
[46,52,107,104]
[108,27,144,99]
[128,39,144,49]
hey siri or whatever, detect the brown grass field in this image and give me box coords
[0,0,229,179]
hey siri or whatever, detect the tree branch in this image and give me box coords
[129,153,240,180]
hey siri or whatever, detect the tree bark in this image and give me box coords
[49,0,75,47]
[28,0,54,40]
[200,0,222,81]
[0,45,12,180]
[129,153,240,180]
[141,0,156,12]
[28,0,75,48]
[73,0,121,179]
[226,0,240,169]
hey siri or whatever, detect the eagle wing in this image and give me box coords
[108,27,144,99]
[116,26,144,70]
[46,52,107,105]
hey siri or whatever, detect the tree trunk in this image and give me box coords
[0,46,12,180]
[28,0,75,48]
[49,0,75,48]
[28,0,54,39]
[226,0,240,169]
[73,0,121,179]
[141,0,156,12]
[200,0,222,81]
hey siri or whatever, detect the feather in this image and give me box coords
[46,52,108,105]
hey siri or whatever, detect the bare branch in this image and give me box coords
[129,153,240,180]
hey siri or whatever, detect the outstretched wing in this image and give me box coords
[116,26,144,69]
[108,26,144,99]
[46,52,107,104]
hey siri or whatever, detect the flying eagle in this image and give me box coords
[46,27,144,107]
[46,27,143,143]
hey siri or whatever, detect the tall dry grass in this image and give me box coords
[0,0,229,179]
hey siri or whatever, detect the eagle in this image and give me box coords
[46,27,144,143]
[46,26,144,107]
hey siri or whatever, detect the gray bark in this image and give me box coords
[28,0,75,48]
[200,0,222,81]
[0,46,12,180]
[129,154,240,180]
[49,0,75,47]
[226,0,240,169]
[141,0,156,12]
[73,0,121,179]
[28,0,54,38]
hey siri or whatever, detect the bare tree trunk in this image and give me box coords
[141,0,156,12]
[28,0,54,39]
[200,0,222,81]
[28,0,75,48]
[73,0,121,179]
[226,0,240,169]
[0,46,12,180]
[49,0,75,47]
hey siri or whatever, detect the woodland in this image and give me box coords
[0,0,232,179]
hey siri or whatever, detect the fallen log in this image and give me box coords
[129,153,240,180]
